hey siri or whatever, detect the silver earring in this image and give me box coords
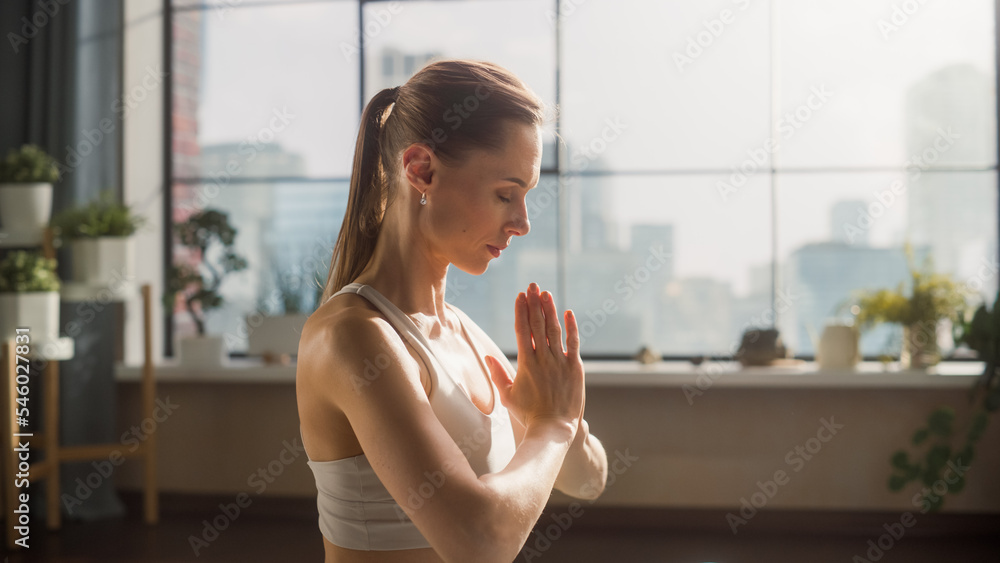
[420,192,427,205]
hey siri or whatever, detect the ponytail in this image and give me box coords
[319,87,399,304]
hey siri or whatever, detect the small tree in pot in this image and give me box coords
[0,144,61,238]
[164,209,247,365]
[50,188,147,291]
[0,250,62,347]
[844,244,970,369]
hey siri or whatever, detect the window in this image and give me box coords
[168,0,997,360]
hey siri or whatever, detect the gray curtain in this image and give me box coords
[0,0,126,521]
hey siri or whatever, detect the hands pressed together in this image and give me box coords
[485,282,586,438]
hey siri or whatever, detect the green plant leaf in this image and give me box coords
[956,444,975,465]
[921,467,941,487]
[0,250,61,293]
[912,428,930,445]
[888,474,908,492]
[0,144,60,183]
[890,450,910,470]
[927,407,955,437]
[949,474,966,494]
[926,445,951,474]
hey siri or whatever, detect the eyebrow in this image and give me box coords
[503,177,536,190]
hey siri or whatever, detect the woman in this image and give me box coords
[296,59,608,563]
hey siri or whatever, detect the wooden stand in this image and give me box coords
[0,283,159,550]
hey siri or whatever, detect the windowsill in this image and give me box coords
[114,358,984,389]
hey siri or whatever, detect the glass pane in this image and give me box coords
[171,0,309,10]
[448,174,559,356]
[361,0,558,169]
[172,2,359,179]
[565,173,772,356]
[776,171,998,357]
[562,0,771,172]
[777,0,996,168]
[170,182,348,354]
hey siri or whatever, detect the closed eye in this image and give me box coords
[498,196,511,203]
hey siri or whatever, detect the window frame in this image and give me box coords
[163,0,1000,362]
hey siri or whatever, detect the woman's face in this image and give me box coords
[420,122,541,274]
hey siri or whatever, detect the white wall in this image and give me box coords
[122,0,165,365]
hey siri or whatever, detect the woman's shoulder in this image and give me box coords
[298,292,414,387]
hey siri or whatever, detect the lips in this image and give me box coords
[487,245,502,258]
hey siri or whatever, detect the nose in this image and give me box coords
[508,209,530,237]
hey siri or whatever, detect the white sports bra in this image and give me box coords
[304,282,518,551]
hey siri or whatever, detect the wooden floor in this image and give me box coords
[3,493,999,562]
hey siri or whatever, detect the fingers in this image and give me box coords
[565,309,580,359]
[513,292,533,354]
[540,290,564,355]
[486,355,513,402]
[526,284,546,352]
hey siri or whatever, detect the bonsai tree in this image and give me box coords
[886,287,1000,511]
[0,250,60,293]
[50,188,147,238]
[841,243,970,367]
[163,209,248,336]
[0,144,60,183]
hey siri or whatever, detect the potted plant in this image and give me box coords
[885,287,1000,511]
[843,244,970,369]
[246,267,312,361]
[0,250,61,347]
[0,144,61,238]
[50,188,147,291]
[163,208,248,366]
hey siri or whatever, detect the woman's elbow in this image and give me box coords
[435,504,525,563]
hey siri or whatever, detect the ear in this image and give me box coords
[402,143,435,194]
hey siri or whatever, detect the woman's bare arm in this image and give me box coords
[301,285,584,562]
[495,304,608,500]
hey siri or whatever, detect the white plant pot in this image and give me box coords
[70,236,134,287]
[247,313,309,357]
[178,335,228,367]
[0,182,53,235]
[816,324,861,370]
[0,291,60,346]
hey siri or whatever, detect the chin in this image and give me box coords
[452,258,490,277]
